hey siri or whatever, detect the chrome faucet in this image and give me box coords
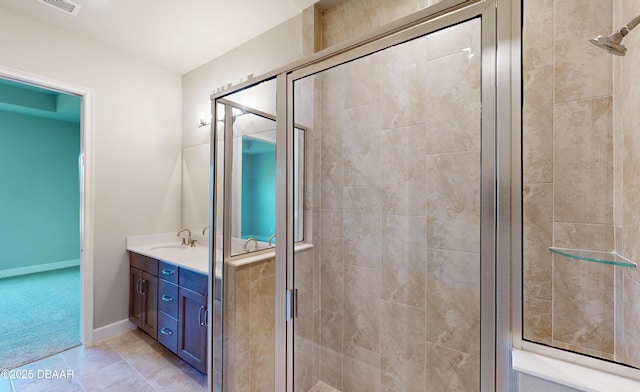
[202,226,209,236]
[176,228,192,246]
[243,237,258,252]
[268,234,276,247]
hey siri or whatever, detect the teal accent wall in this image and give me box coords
[241,137,276,242]
[0,111,80,271]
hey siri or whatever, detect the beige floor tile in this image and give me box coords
[60,342,122,377]
[139,353,206,392]
[6,329,208,391]
[12,379,83,392]
[107,331,206,391]
[9,354,80,392]
[0,376,12,392]
[78,359,154,392]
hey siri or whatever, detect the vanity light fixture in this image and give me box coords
[198,111,212,128]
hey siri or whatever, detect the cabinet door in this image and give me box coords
[178,287,207,373]
[129,267,143,327]
[140,272,158,339]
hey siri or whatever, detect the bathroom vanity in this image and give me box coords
[127,234,210,374]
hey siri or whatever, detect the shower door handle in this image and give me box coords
[286,288,298,321]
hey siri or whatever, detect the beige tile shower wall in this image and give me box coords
[618,0,640,369]
[522,0,554,345]
[553,0,616,359]
[620,1,640,264]
[314,19,481,392]
[224,247,320,392]
[294,75,322,392]
[294,248,320,391]
[319,0,445,50]
[523,0,618,359]
[224,258,276,392]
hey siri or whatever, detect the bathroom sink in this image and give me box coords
[146,244,209,263]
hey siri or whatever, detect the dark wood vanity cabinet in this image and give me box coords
[178,269,208,374]
[129,253,158,339]
[129,252,207,374]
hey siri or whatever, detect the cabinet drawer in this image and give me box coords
[157,312,178,354]
[179,268,208,295]
[129,252,158,276]
[158,279,178,318]
[158,261,178,284]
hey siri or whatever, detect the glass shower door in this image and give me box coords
[290,18,483,392]
[213,78,280,392]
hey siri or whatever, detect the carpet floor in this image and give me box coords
[0,266,80,371]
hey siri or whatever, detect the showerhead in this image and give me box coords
[590,15,640,56]
[590,32,627,56]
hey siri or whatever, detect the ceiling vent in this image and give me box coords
[38,0,81,16]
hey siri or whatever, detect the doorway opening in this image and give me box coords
[0,70,93,370]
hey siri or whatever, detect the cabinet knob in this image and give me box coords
[161,269,175,276]
[161,295,174,302]
[160,328,173,336]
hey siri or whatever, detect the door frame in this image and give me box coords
[0,66,95,347]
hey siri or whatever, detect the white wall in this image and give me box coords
[0,9,182,330]
[181,14,304,148]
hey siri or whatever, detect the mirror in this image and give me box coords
[231,110,277,253]
[182,80,305,256]
[182,143,210,232]
[226,104,306,256]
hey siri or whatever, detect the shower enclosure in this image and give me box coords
[521,0,640,376]
[211,1,503,390]
[290,18,483,392]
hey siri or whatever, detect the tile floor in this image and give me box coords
[0,329,207,392]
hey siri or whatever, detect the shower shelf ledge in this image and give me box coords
[549,247,637,268]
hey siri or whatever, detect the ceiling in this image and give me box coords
[0,0,318,74]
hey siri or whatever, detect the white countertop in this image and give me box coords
[126,233,211,275]
[126,233,315,276]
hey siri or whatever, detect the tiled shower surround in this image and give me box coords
[523,0,640,367]
[293,19,482,392]
[224,257,277,391]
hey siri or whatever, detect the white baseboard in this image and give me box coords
[0,259,81,279]
[91,319,137,345]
